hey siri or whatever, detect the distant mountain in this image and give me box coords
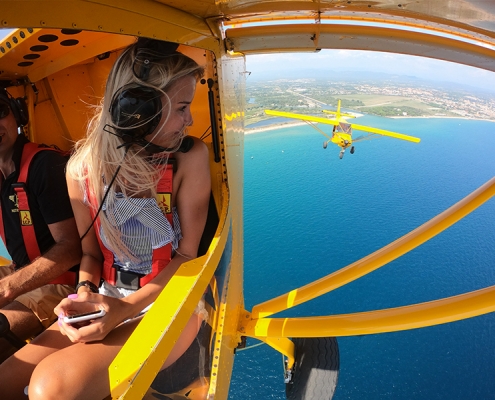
[247,68,495,97]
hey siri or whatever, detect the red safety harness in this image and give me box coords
[0,142,77,285]
[90,162,174,288]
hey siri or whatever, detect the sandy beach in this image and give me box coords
[245,115,495,135]
[244,120,307,134]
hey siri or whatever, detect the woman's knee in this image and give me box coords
[28,359,61,400]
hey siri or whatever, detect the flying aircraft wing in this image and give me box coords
[265,110,421,143]
[264,110,340,126]
[351,123,421,143]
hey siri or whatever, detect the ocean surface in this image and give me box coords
[1,117,494,399]
[229,116,495,399]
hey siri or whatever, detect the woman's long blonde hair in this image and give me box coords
[67,39,204,261]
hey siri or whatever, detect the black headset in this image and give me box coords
[0,88,29,127]
[108,38,193,153]
[109,84,162,141]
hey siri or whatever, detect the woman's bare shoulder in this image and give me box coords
[174,136,209,169]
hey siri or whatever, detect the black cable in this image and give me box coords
[79,149,128,242]
[199,126,212,141]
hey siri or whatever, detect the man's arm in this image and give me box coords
[0,217,82,308]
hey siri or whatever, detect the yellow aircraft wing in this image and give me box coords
[351,123,421,143]
[264,109,339,126]
[264,110,421,143]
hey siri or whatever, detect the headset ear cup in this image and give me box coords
[9,97,29,127]
[14,97,29,127]
[109,85,162,139]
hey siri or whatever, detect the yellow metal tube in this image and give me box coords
[243,285,495,338]
[252,176,495,319]
[109,189,230,399]
[261,337,296,369]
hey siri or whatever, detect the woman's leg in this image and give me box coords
[28,317,142,400]
[162,313,203,370]
[28,313,203,400]
[0,322,73,400]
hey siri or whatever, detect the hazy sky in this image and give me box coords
[245,50,495,93]
[2,29,494,93]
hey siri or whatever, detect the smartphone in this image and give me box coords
[63,309,106,324]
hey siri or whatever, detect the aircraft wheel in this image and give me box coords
[323,141,327,149]
[339,152,344,159]
[285,337,339,400]
[350,146,355,154]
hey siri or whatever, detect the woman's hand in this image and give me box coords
[55,292,129,343]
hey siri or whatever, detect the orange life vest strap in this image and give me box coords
[95,162,174,287]
[1,142,76,285]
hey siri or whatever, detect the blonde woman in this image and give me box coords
[0,38,211,400]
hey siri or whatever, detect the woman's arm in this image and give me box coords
[66,174,103,293]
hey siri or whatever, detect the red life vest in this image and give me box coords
[90,162,174,287]
[0,142,77,286]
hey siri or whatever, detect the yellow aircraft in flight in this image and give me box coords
[265,100,420,158]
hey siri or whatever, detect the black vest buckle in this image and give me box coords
[113,264,143,290]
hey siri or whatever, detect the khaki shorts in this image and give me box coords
[0,265,74,328]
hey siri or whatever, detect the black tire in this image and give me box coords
[286,337,339,400]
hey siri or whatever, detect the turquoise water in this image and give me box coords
[3,117,494,399]
[231,117,495,399]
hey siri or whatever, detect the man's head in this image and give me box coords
[0,88,29,128]
[0,89,27,149]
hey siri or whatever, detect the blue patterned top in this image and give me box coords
[100,193,182,275]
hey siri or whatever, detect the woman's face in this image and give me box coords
[146,75,197,150]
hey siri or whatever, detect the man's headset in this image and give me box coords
[107,38,193,154]
[0,88,29,128]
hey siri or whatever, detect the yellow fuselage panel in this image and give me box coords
[332,133,352,148]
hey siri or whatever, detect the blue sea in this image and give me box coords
[1,117,494,399]
[230,116,495,399]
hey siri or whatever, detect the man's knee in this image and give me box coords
[1,301,44,340]
[0,303,43,363]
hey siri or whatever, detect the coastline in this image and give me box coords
[244,121,307,134]
[245,115,495,135]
